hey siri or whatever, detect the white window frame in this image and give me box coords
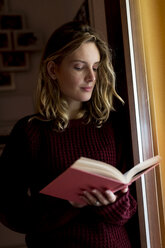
[88,0,162,247]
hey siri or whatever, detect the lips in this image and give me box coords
[81,86,93,92]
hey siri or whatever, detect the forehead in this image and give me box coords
[66,42,100,62]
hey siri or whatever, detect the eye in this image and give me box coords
[93,67,98,72]
[73,63,84,71]
[93,63,99,72]
[74,66,83,71]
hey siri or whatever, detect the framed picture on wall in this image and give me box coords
[0,52,29,71]
[0,0,8,13]
[0,13,25,29]
[0,121,12,156]
[0,71,15,91]
[0,30,12,51]
[13,30,43,51]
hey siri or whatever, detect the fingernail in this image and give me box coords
[105,190,116,202]
[122,187,128,193]
[105,190,113,195]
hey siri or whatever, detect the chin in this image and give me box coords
[81,96,92,102]
[73,92,93,102]
[81,93,93,102]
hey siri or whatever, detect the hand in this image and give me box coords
[80,187,128,207]
[69,201,87,208]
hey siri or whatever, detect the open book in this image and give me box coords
[40,155,161,204]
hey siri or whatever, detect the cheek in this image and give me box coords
[58,76,77,95]
[61,74,80,88]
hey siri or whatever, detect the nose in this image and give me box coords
[85,68,96,83]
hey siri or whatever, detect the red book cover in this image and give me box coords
[40,155,161,204]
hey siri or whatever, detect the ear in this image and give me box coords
[47,61,57,80]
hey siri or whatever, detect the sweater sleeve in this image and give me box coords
[0,118,32,233]
[0,118,81,234]
[91,189,137,226]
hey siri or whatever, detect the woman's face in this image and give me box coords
[54,42,100,105]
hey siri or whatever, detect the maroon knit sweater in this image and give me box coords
[0,114,137,248]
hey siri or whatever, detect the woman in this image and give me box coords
[0,21,137,247]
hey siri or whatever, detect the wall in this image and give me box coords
[0,1,83,247]
[0,0,83,134]
[138,0,165,245]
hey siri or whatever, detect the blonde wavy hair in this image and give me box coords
[35,21,123,131]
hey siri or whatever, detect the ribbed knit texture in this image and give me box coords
[0,115,137,248]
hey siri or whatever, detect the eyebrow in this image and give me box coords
[71,60,100,65]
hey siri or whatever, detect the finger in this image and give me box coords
[83,190,101,206]
[91,189,109,205]
[104,190,117,203]
[69,201,86,208]
[121,186,128,193]
[80,195,92,205]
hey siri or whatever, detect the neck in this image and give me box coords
[68,101,82,120]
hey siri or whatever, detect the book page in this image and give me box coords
[72,157,126,183]
[124,155,161,183]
